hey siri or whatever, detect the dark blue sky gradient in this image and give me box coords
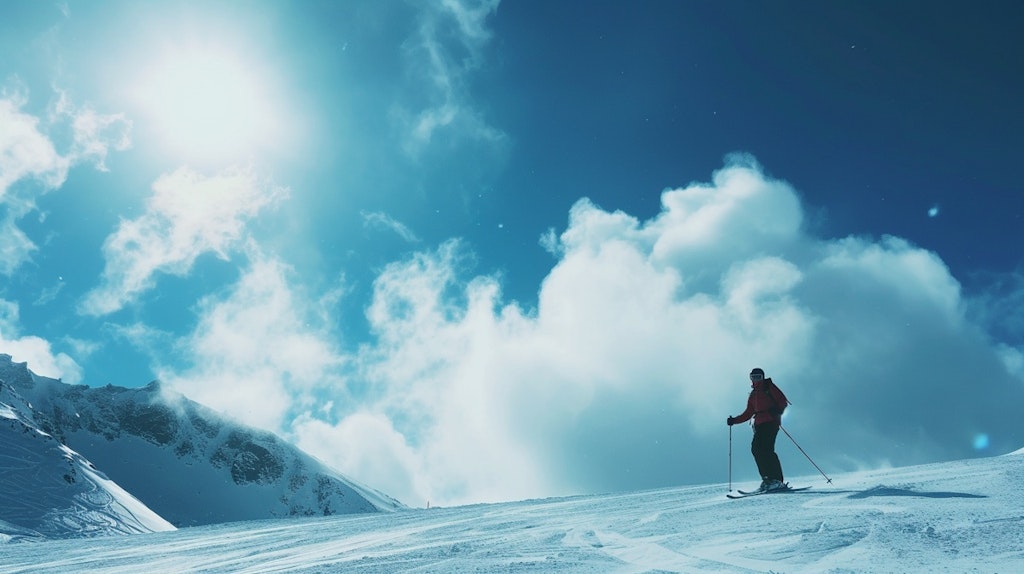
[475,1,1023,308]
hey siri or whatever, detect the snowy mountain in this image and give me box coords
[0,355,402,531]
[0,382,174,541]
[3,449,1023,572]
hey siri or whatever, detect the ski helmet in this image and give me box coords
[749,367,765,379]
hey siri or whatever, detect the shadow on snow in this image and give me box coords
[846,485,987,500]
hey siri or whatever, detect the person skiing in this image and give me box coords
[727,367,789,492]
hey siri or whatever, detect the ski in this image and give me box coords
[727,485,811,499]
[738,483,811,495]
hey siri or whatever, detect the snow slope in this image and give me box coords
[3,450,1022,572]
[0,383,175,541]
[0,355,401,529]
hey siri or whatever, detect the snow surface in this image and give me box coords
[3,451,1023,572]
[0,384,174,540]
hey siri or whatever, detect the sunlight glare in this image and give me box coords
[134,44,281,164]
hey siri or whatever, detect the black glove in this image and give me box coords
[727,416,736,426]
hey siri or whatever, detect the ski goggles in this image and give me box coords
[749,373,764,381]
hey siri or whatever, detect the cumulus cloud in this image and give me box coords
[158,254,345,431]
[156,155,1021,508]
[0,299,82,383]
[292,411,423,507]
[282,156,1022,508]
[79,165,288,316]
[965,269,1024,346]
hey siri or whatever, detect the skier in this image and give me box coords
[727,367,789,492]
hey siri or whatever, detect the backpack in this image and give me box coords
[763,378,790,416]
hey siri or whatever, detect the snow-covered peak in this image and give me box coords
[0,382,175,541]
[0,354,402,530]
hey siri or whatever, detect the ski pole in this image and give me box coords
[728,424,733,492]
[779,424,832,484]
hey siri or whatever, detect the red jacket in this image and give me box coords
[732,378,788,426]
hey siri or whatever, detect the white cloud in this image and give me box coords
[292,411,423,507]
[0,95,67,273]
[0,299,82,383]
[0,217,39,275]
[0,90,129,383]
[998,345,1024,379]
[0,91,129,273]
[0,94,68,196]
[539,227,559,255]
[51,89,132,171]
[159,254,345,431]
[964,269,1024,345]
[286,157,1023,508]
[79,165,288,316]
[149,155,1022,509]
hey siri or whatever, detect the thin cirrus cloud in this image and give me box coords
[78,166,288,316]
[361,211,421,243]
[278,155,1022,508]
[397,0,505,155]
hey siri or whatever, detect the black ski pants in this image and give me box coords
[751,422,784,482]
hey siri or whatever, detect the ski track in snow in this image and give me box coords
[4,453,1024,573]
[1,386,174,540]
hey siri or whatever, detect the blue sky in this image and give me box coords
[2,0,1023,507]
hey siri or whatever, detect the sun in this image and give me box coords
[132,43,283,165]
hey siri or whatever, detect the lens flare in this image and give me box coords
[973,434,989,450]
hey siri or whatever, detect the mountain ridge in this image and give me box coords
[0,381,175,540]
[0,354,402,535]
